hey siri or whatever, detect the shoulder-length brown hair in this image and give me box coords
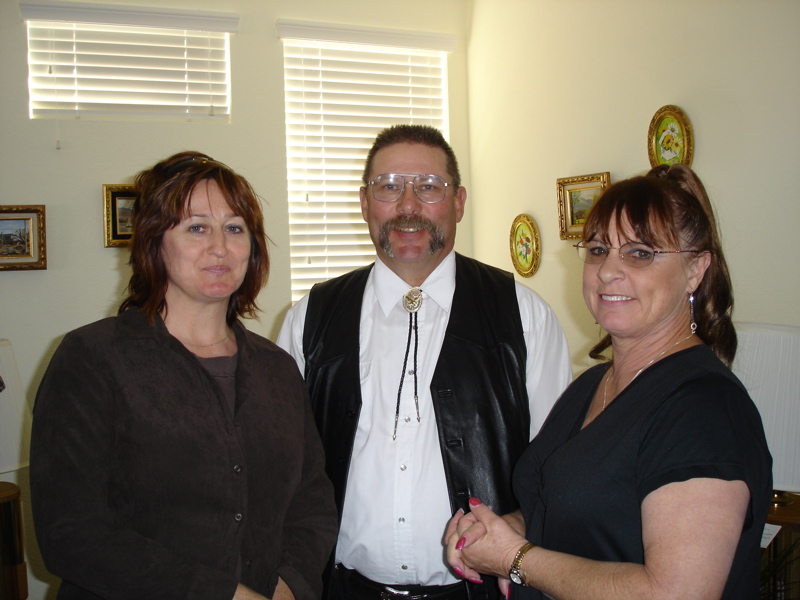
[119,151,270,325]
[583,163,736,365]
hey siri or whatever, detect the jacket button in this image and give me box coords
[233,465,242,474]
[234,513,243,522]
[346,410,356,418]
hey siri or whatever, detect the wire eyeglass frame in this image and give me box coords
[367,173,452,204]
[574,240,700,268]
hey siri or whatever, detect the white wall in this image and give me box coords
[466,0,800,373]
[0,1,471,597]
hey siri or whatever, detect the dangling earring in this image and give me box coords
[688,292,697,333]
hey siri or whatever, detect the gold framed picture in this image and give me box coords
[647,105,694,168]
[0,205,47,271]
[103,184,136,248]
[509,213,541,278]
[557,172,610,240]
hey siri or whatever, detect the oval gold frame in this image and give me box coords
[509,213,541,278]
[647,104,694,168]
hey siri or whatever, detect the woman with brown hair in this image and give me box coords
[31,151,337,600]
[445,164,771,600]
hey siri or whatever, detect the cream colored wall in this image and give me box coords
[3,0,799,596]
[466,0,800,374]
[0,1,470,597]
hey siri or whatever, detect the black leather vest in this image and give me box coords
[302,254,530,520]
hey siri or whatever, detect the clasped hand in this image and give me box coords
[444,498,530,594]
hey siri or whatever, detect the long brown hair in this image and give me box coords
[119,151,270,325]
[583,164,736,365]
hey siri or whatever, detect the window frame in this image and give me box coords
[278,20,455,302]
[21,1,239,121]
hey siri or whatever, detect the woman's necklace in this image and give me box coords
[602,331,695,411]
[180,332,232,348]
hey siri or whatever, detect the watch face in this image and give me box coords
[509,570,523,585]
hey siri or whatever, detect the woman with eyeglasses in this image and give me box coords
[445,164,771,600]
[30,151,337,600]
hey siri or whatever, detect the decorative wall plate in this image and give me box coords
[647,104,694,167]
[509,213,541,277]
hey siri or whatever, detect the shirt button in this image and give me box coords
[400,464,407,471]
[234,513,243,522]
[404,416,411,423]
[401,565,408,570]
[408,369,415,375]
[398,517,405,523]
[233,465,242,474]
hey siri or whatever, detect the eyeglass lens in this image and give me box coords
[371,174,448,203]
[577,241,657,268]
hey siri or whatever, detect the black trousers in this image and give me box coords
[329,564,470,600]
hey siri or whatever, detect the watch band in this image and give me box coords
[508,541,536,586]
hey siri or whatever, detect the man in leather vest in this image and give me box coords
[278,125,571,600]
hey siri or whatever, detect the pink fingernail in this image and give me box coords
[455,537,466,550]
[468,577,484,584]
[468,497,481,507]
[453,567,465,578]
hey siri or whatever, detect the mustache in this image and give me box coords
[378,216,445,258]
[381,215,438,234]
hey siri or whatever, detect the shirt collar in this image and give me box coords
[373,251,456,318]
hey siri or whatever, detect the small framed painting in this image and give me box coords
[557,172,610,240]
[103,184,136,248]
[509,213,541,278]
[647,105,694,167]
[0,205,47,271]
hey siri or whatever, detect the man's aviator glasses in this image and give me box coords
[574,241,699,268]
[368,173,451,204]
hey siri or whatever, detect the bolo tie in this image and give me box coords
[393,287,423,440]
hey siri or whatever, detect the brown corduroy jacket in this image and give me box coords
[31,308,337,600]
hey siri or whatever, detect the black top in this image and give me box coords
[196,353,237,416]
[513,345,772,600]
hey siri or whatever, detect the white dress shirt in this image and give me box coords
[277,251,571,585]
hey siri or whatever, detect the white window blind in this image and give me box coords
[280,23,452,301]
[22,2,237,120]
